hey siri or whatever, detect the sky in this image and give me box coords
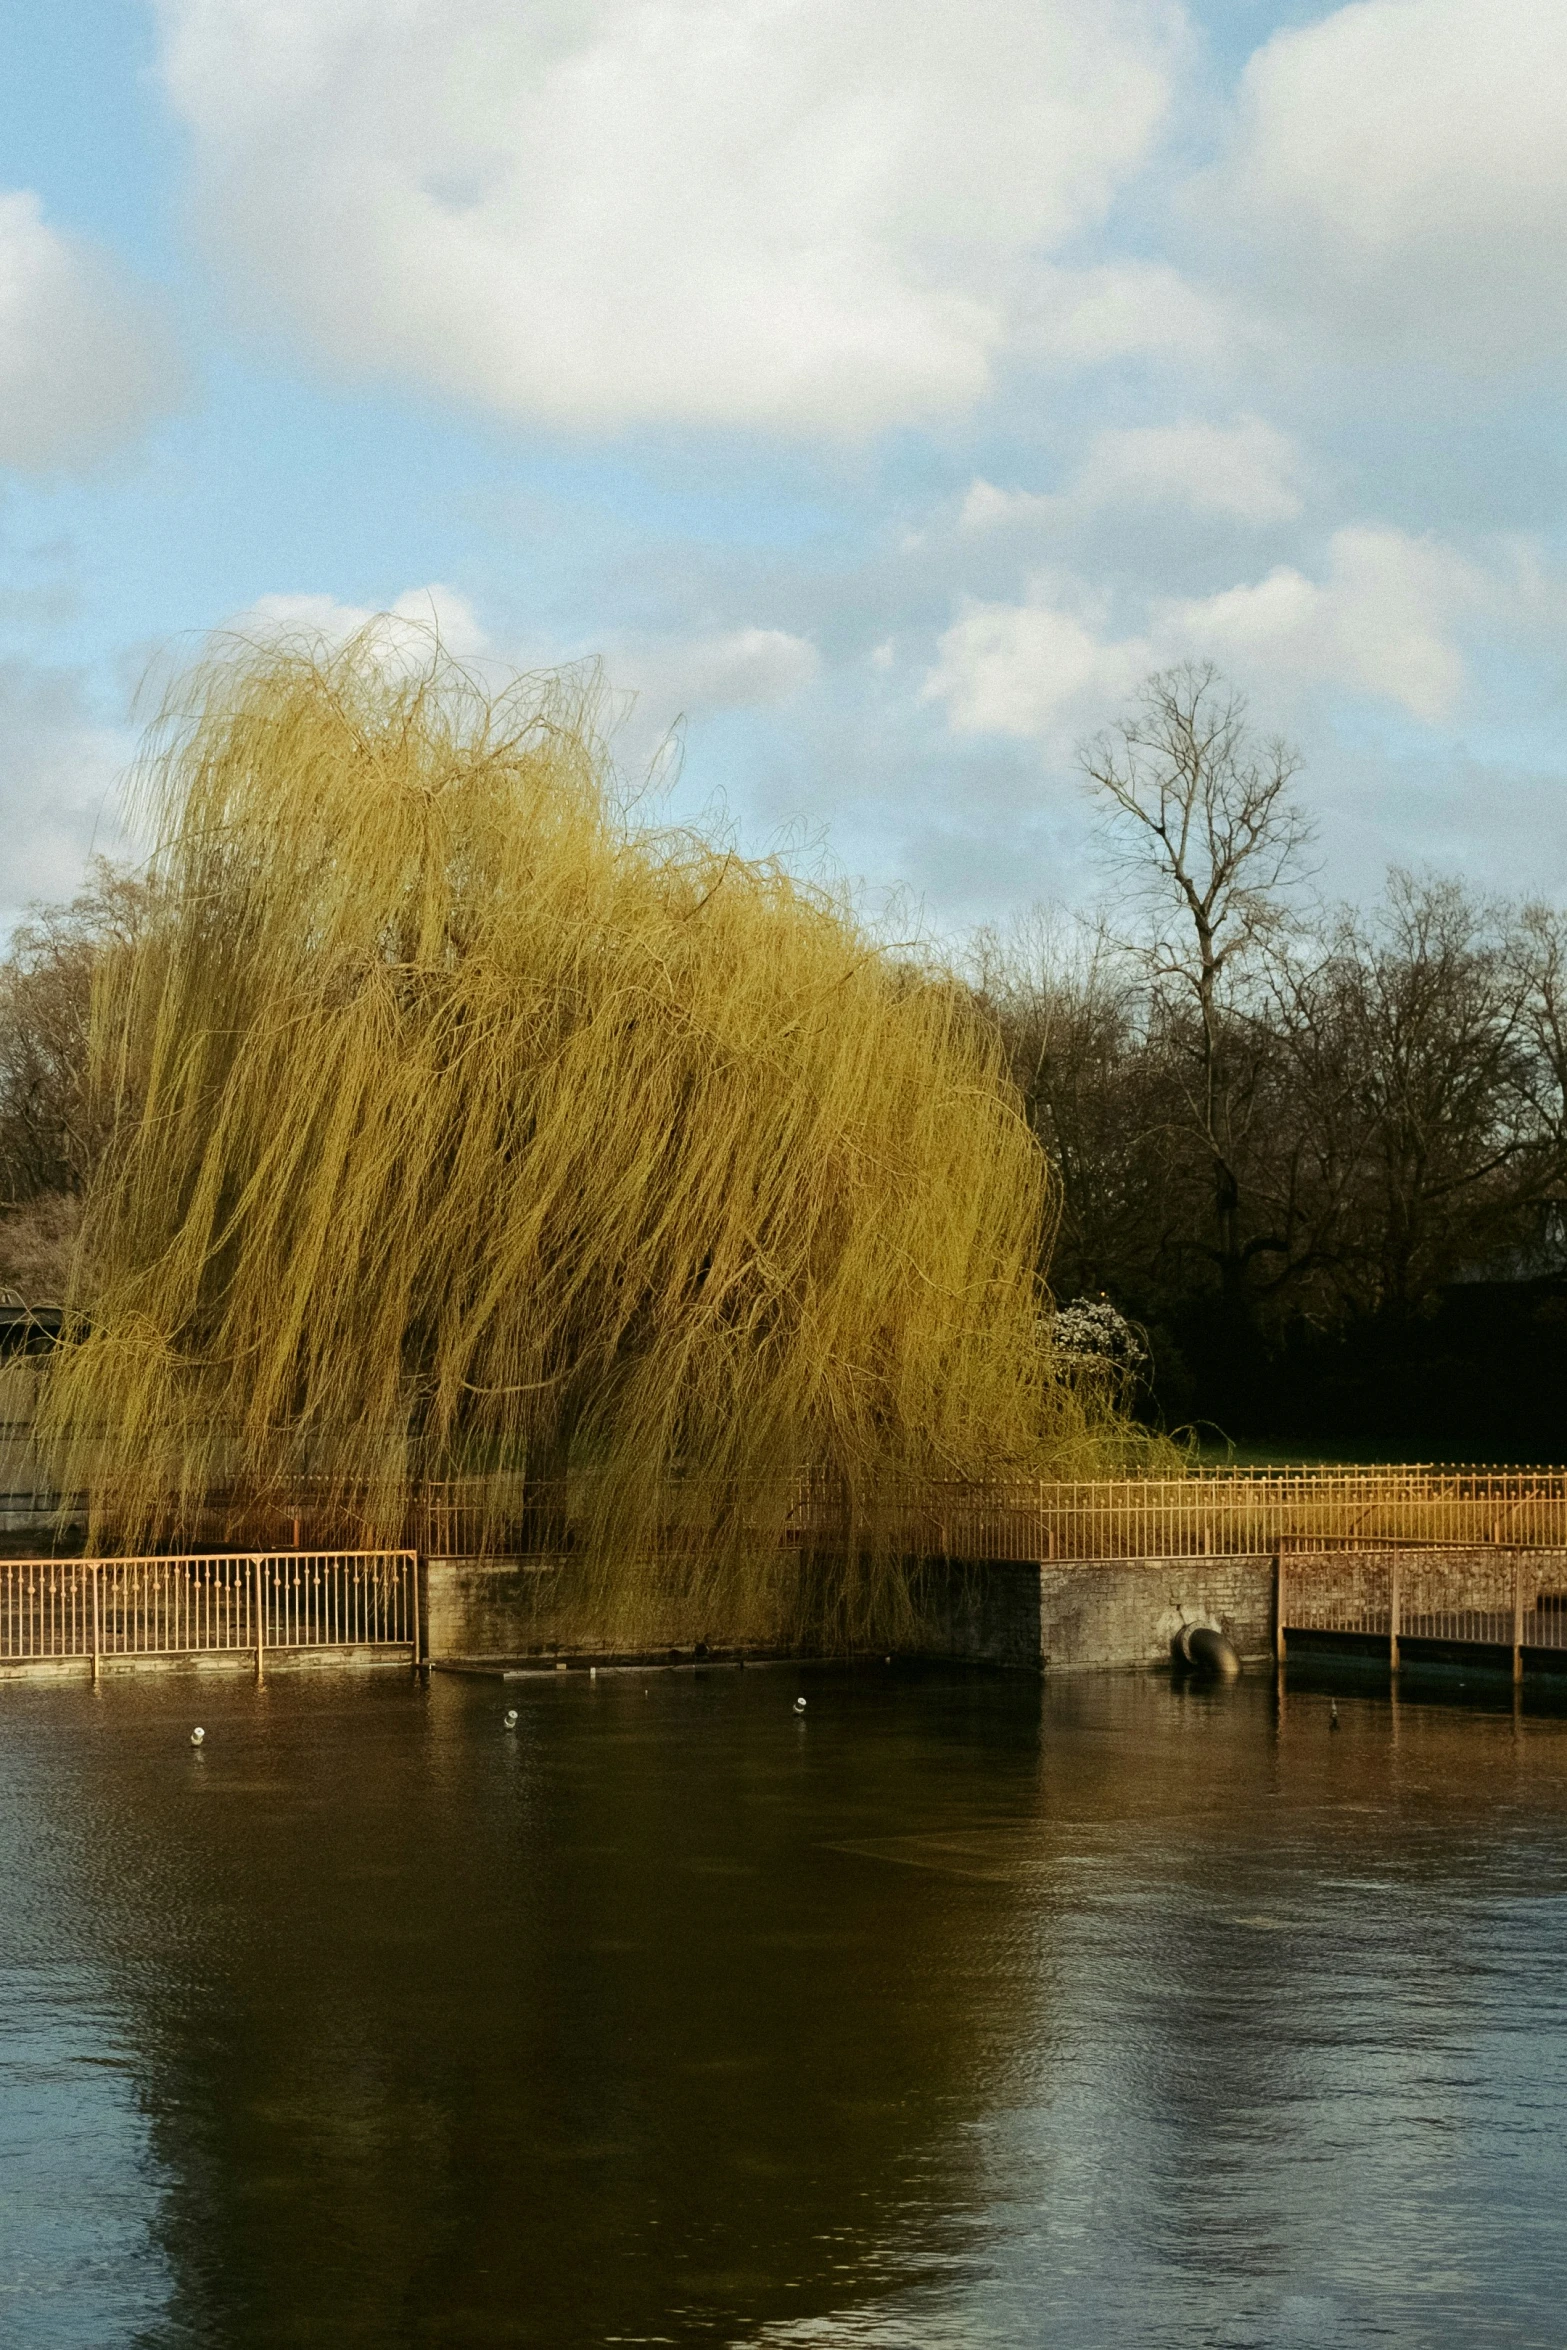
[2,0,1566,936]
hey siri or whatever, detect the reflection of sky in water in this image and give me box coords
[0,1723,171,2350]
[751,1692,1567,2349]
[2,1669,1567,2346]
[0,1982,169,2346]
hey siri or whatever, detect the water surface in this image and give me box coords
[2,1662,1565,2347]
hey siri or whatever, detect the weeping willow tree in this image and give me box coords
[46,625,1151,1645]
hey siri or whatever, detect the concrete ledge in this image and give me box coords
[0,1644,414,1680]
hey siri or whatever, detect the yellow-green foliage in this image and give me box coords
[46,626,1140,1643]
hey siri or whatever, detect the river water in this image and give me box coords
[2,1661,1565,2348]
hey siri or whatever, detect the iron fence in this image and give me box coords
[0,1551,418,1671]
[1279,1543,1567,1664]
[412,1466,1567,1563]
[787,1471,1567,1563]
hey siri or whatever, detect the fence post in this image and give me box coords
[1274,1544,1287,1666]
[253,1555,265,1681]
[410,1552,421,1668]
[1389,1554,1401,1675]
[1513,1552,1524,1685]
[90,1561,100,1684]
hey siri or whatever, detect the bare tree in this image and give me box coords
[0,860,150,1203]
[1303,876,1553,1315]
[970,913,1180,1304]
[1513,900,1567,1166]
[976,719,1567,1442]
[1077,664,1313,1310]
[0,861,152,1296]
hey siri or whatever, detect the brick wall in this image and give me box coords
[427,1550,1280,1672]
[1036,1554,1275,1670]
[919,1553,1275,1671]
[424,1556,728,1662]
[425,1557,567,1661]
[919,1558,1045,1668]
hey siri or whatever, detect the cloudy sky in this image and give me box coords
[2,0,1565,930]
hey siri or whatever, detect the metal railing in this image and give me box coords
[785,1471,1567,1563]
[418,1475,527,1559]
[0,1357,73,1535]
[52,1467,1567,1588]
[0,1551,419,1671]
[413,1467,1567,1563]
[1279,1543,1567,1667]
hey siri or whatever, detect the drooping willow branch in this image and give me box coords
[45,623,1158,1643]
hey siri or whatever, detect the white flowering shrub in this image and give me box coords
[1050,1295,1147,1374]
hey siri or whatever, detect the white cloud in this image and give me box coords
[924,597,1144,739]
[615,626,820,715]
[959,481,1054,536]
[962,415,1304,536]
[232,584,489,660]
[1074,416,1303,524]
[926,526,1497,742]
[1018,258,1237,368]
[1216,0,1567,360]
[1161,528,1486,721]
[0,191,180,471]
[0,660,131,924]
[156,0,1182,435]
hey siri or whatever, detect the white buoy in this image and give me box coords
[794,1696,808,1713]
[190,1726,205,1746]
[504,1709,519,1729]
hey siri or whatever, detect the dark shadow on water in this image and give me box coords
[1283,1640,1567,1717]
[3,1667,1051,2348]
[7,1662,1567,2347]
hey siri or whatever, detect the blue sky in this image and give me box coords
[3,0,1565,932]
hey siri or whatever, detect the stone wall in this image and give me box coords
[1037,1554,1276,1671]
[424,1550,1280,1673]
[920,1553,1275,1672]
[425,1557,572,1662]
[918,1558,1047,1669]
[424,1556,739,1662]
[0,1360,63,1535]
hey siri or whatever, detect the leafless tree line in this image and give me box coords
[0,860,149,1299]
[974,666,1567,1439]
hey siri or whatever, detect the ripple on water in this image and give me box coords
[1,1667,1566,2347]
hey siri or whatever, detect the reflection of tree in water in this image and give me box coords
[37,1669,1567,2349]
[61,1669,1050,2348]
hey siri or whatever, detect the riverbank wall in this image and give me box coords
[13,1542,1567,1679]
[423,1553,1277,1673]
[1039,1555,1274,1670]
